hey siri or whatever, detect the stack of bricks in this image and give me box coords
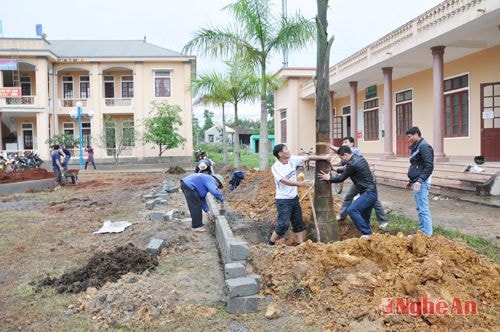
[207,195,268,313]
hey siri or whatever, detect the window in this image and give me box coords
[104,75,115,98]
[395,90,412,103]
[209,135,214,142]
[444,74,469,137]
[154,71,171,97]
[121,75,134,98]
[63,76,74,99]
[20,76,32,96]
[80,75,90,99]
[22,123,33,150]
[63,122,74,140]
[82,122,91,146]
[280,110,287,143]
[363,98,379,141]
[105,121,116,156]
[342,106,351,115]
[122,121,135,147]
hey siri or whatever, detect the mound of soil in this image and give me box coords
[37,243,157,293]
[167,166,186,174]
[227,169,342,222]
[0,168,54,184]
[249,232,500,330]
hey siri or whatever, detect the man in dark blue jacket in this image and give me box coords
[319,146,378,238]
[180,173,224,232]
[406,127,434,236]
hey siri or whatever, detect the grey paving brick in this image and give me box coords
[224,263,246,279]
[146,238,166,256]
[225,277,258,298]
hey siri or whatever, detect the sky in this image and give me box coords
[1,0,443,123]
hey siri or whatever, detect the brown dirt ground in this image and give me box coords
[0,168,499,331]
[0,168,54,184]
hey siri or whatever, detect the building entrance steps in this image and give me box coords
[365,157,500,196]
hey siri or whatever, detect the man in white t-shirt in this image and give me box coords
[268,144,331,245]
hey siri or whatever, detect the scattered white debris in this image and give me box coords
[93,220,132,234]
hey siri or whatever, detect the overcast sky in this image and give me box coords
[1,0,443,122]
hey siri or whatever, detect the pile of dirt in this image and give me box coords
[227,169,342,222]
[37,243,157,293]
[0,168,54,184]
[167,166,186,174]
[249,232,500,330]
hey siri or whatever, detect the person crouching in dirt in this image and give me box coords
[59,145,71,172]
[180,173,224,232]
[318,146,378,239]
[51,144,64,187]
[268,144,332,245]
[195,158,213,174]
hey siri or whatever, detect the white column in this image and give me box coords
[349,81,358,145]
[35,57,49,107]
[90,62,103,158]
[36,112,50,159]
[382,67,395,158]
[35,57,50,158]
[134,62,144,160]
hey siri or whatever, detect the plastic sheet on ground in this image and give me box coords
[93,220,132,234]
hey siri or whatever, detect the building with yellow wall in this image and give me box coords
[0,38,195,162]
[275,0,500,162]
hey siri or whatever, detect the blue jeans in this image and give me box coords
[346,190,377,235]
[275,196,305,236]
[413,180,433,235]
[62,155,70,171]
[53,166,62,185]
[339,184,387,223]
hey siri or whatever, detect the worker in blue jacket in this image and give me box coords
[180,173,224,232]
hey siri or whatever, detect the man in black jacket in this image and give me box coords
[319,146,378,238]
[406,127,434,235]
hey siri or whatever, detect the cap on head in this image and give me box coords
[198,161,208,171]
[212,174,224,188]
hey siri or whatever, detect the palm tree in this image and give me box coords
[192,73,232,164]
[183,0,315,170]
[225,60,260,168]
[314,0,339,242]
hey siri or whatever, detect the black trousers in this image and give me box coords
[180,181,203,228]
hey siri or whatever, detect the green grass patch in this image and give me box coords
[371,212,499,263]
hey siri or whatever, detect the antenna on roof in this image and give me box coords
[143,35,147,42]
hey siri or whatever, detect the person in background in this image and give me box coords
[330,136,388,229]
[60,145,71,171]
[85,145,96,170]
[180,173,225,232]
[406,126,434,236]
[194,150,214,174]
[319,146,378,238]
[51,144,64,187]
[268,143,332,245]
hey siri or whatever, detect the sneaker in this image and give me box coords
[360,234,372,239]
[336,215,345,222]
[379,222,389,230]
[192,227,207,232]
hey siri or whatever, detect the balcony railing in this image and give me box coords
[104,98,132,107]
[5,96,35,105]
[60,99,88,108]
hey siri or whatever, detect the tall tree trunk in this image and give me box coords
[234,101,241,168]
[222,104,228,165]
[311,0,339,242]
[258,61,269,170]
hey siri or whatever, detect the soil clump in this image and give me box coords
[249,232,500,330]
[37,243,157,293]
[0,168,53,184]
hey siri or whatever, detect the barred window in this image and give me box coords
[154,71,171,97]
